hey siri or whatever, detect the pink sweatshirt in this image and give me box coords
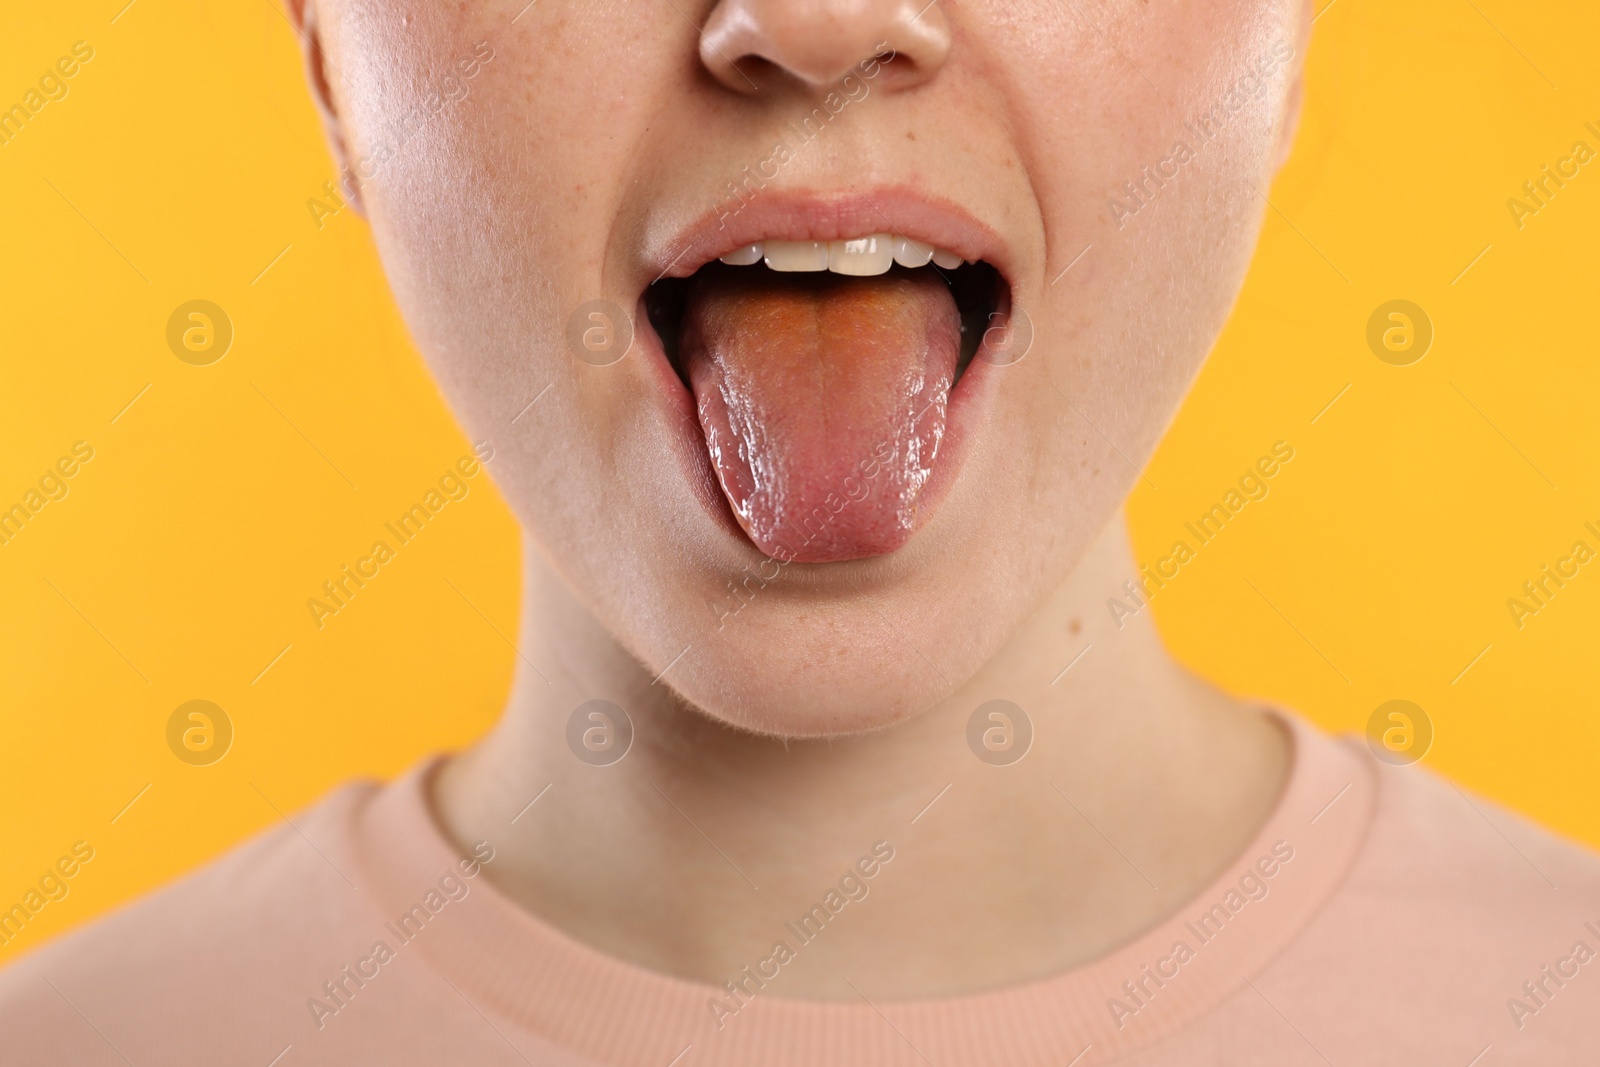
[3,712,1597,1065]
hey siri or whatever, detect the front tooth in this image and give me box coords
[720,243,763,266]
[764,240,829,271]
[893,236,935,268]
[931,248,962,269]
[828,234,894,276]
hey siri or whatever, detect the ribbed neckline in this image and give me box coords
[345,710,1374,1066]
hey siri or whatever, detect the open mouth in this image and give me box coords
[643,235,1008,564]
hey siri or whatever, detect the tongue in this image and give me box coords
[681,268,960,563]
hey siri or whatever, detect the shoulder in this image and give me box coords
[1279,739,1600,1059]
[1350,741,1600,905]
[1139,729,1600,1065]
[0,781,386,1064]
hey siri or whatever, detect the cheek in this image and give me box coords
[1015,5,1293,460]
[333,5,679,424]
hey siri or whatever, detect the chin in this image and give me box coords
[635,504,1063,741]
[665,622,952,739]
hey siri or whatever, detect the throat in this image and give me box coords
[430,518,1292,1000]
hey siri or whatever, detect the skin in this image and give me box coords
[290,0,1308,998]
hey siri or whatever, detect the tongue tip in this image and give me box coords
[745,495,927,563]
[752,525,913,565]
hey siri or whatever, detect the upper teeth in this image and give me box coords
[720,235,967,275]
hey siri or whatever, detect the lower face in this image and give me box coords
[316,0,1300,736]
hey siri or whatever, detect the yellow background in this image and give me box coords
[2,1,1596,963]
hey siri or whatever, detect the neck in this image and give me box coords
[434,512,1288,997]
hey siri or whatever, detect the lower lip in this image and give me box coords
[631,289,1010,564]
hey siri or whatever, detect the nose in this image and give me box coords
[699,0,952,93]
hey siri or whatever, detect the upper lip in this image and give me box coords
[641,186,1014,286]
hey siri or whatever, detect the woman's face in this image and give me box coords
[304,0,1303,736]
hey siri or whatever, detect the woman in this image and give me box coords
[4,0,1596,1063]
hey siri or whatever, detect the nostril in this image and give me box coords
[698,0,952,95]
[714,53,782,93]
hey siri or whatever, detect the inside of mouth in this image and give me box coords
[645,257,1004,564]
[646,259,1003,381]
